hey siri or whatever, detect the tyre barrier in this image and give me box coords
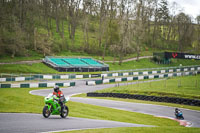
[87,92,200,107]
[0,82,75,88]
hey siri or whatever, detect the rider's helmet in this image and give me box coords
[175,108,179,112]
[54,85,60,93]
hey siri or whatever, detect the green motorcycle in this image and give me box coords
[43,93,69,118]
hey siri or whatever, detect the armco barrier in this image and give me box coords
[0,82,75,88]
[87,92,200,106]
[86,71,198,85]
[1,65,200,82]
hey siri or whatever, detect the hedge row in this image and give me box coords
[87,92,200,106]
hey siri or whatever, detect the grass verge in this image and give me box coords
[0,63,104,74]
[0,50,152,63]
[0,58,200,74]
[107,58,200,71]
[0,51,43,63]
[60,127,200,133]
[0,63,59,74]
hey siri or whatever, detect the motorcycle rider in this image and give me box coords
[175,108,181,117]
[53,85,65,109]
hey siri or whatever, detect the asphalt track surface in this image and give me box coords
[1,79,200,133]
[0,113,151,133]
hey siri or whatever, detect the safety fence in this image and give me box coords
[86,71,198,85]
[87,92,200,106]
[1,65,200,82]
[0,82,75,88]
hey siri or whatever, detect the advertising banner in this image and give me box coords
[165,52,200,60]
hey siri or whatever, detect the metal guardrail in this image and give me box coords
[1,65,199,77]
[0,65,200,82]
[86,71,198,86]
[106,65,200,73]
[0,81,76,88]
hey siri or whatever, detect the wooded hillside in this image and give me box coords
[0,0,200,64]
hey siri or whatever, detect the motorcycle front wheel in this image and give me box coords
[60,105,69,118]
[43,106,51,118]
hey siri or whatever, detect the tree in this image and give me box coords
[108,21,120,64]
[68,0,81,43]
[176,13,194,52]
[158,0,170,43]
[99,0,118,61]
[195,15,200,53]
[34,28,53,56]
[82,0,92,52]
[151,0,159,48]
[0,0,28,57]
[132,0,145,61]
[117,0,132,65]
[0,0,199,58]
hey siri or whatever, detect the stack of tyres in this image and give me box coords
[86,92,200,107]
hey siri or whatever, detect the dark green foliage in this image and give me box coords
[0,0,199,60]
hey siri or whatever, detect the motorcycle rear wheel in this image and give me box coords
[43,106,50,118]
[60,106,69,118]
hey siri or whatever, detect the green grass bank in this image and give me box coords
[0,58,200,74]
[60,127,200,133]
